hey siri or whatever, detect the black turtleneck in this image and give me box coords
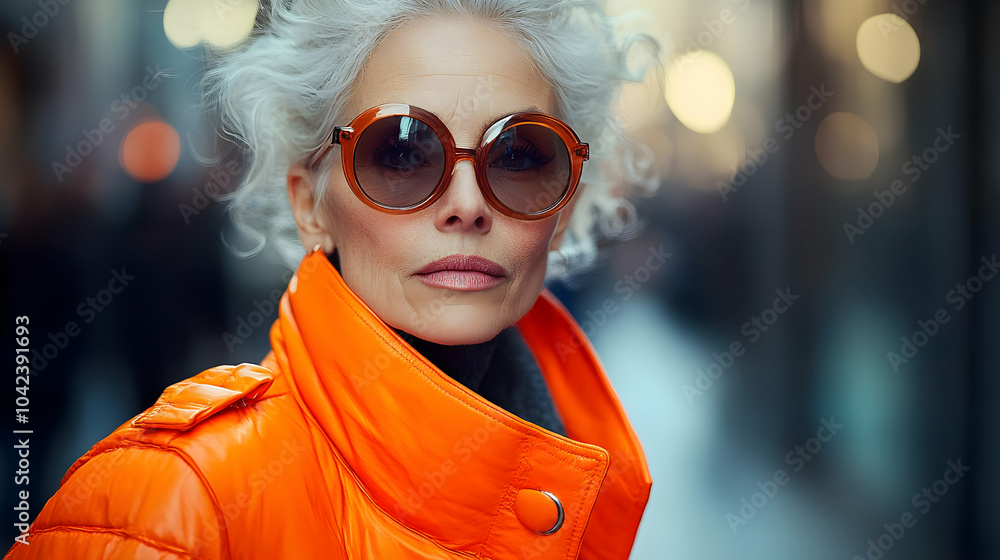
[328,249,567,437]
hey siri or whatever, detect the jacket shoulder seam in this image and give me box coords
[139,442,235,560]
[29,525,201,559]
[61,442,233,560]
[63,394,286,483]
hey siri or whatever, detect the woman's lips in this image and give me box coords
[415,254,506,291]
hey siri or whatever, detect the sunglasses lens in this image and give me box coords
[353,115,445,208]
[485,123,572,215]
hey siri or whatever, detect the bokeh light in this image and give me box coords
[807,0,870,65]
[163,0,258,50]
[857,14,921,83]
[815,112,880,180]
[162,0,201,49]
[664,50,736,134]
[119,120,181,183]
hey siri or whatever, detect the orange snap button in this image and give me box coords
[513,489,564,535]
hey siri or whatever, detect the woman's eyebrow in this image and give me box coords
[495,106,543,121]
[478,106,542,137]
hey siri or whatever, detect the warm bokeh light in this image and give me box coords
[857,14,921,83]
[204,0,258,48]
[119,120,181,183]
[815,112,880,181]
[664,50,736,134]
[808,0,870,65]
[163,0,258,50]
[162,0,201,49]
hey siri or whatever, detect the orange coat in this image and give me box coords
[6,250,652,559]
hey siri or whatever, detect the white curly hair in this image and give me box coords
[202,0,659,281]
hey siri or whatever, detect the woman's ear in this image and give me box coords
[548,193,580,251]
[287,163,336,253]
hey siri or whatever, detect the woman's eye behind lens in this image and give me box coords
[372,138,430,172]
[489,136,556,174]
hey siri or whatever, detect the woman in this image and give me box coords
[6,1,657,558]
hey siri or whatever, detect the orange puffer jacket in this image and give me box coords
[5,250,652,559]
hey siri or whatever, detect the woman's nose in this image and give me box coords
[433,158,493,234]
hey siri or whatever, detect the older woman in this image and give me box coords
[7,1,657,558]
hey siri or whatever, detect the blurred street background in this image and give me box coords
[1,0,997,558]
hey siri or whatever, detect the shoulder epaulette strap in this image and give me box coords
[131,363,274,431]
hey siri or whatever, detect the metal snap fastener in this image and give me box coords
[513,489,565,535]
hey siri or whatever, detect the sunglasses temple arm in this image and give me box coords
[307,126,352,171]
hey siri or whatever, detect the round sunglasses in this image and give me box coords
[305,104,590,220]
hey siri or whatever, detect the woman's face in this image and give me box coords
[288,16,569,345]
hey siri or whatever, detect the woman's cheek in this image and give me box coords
[508,219,559,281]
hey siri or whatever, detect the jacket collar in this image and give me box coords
[266,249,651,559]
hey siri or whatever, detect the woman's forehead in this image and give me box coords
[343,17,556,143]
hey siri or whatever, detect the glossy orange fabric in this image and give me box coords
[5,250,652,559]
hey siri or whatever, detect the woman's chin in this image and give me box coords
[415,330,499,346]
[395,308,511,346]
